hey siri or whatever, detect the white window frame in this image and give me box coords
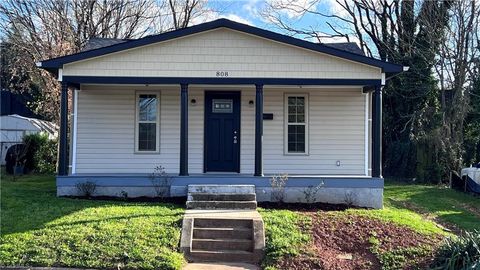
[135,91,160,153]
[284,93,309,155]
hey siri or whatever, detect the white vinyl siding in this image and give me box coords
[63,28,381,79]
[75,86,180,174]
[74,86,366,175]
[262,88,366,175]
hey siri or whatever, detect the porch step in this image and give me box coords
[187,200,257,210]
[194,218,253,229]
[189,193,256,202]
[192,238,253,251]
[188,184,255,195]
[181,214,264,264]
[182,185,264,263]
[189,250,256,263]
[193,227,252,239]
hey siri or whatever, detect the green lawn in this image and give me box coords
[0,174,185,269]
[382,180,480,231]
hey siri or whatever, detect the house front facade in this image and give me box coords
[38,19,405,209]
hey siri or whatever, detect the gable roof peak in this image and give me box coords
[39,18,403,73]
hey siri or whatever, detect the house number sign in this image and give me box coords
[216,71,229,77]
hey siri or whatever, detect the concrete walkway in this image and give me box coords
[183,262,260,270]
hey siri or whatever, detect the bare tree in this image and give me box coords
[0,0,213,122]
[435,0,480,174]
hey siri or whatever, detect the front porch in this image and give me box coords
[57,80,384,177]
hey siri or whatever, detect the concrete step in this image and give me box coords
[186,201,257,210]
[188,185,255,195]
[193,227,252,240]
[189,250,256,263]
[194,218,252,229]
[189,193,256,202]
[192,239,253,251]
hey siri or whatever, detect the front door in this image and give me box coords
[204,91,241,172]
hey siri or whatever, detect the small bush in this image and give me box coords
[75,181,97,197]
[22,133,57,174]
[430,230,480,270]
[149,165,172,199]
[35,138,57,174]
[270,173,288,203]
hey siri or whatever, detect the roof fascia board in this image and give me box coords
[62,76,382,86]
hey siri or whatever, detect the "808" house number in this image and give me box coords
[216,71,229,77]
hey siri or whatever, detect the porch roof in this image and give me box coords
[38,18,404,74]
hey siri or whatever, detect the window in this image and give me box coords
[212,99,233,113]
[136,92,159,152]
[285,94,308,154]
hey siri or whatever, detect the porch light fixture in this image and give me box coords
[190,98,197,105]
[248,100,254,107]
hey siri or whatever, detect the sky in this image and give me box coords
[199,0,355,44]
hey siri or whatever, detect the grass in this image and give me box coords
[259,209,311,269]
[0,174,185,269]
[382,180,480,231]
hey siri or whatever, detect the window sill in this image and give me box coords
[134,151,160,154]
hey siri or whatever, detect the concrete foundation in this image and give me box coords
[57,175,384,209]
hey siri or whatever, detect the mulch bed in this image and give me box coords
[274,210,443,270]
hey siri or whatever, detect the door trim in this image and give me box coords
[203,91,241,173]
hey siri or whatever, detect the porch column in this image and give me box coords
[254,84,263,176]
[179,83,189,176]
[372,85,382,177]
[58,81,69,176]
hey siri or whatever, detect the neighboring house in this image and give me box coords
[37,19,406,208]
[1,91,58,165]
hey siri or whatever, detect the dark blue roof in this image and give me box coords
[1,90,37,118]
[39,18,403,73]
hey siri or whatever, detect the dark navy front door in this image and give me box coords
[204,91,241,172]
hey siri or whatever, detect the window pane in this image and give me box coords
[138,123,156,151]
[296,97,304,105]
[287,96,306,124]
[288,97,296,105]
[297,115,305,123]
[139,95,157,121]
[288,125,305,153]
[212,99,233,113]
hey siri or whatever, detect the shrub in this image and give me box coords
[22,133,46,172]
[430,230,480,270]
[75,181,97,197]
[270,173,288,203]
[149,165,172,199]
[35,137,57,174]
[22,133,57,174]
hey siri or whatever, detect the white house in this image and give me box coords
[37,19,405,208]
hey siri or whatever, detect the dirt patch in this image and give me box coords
[258,201,360,211]
[274,211,443,270]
